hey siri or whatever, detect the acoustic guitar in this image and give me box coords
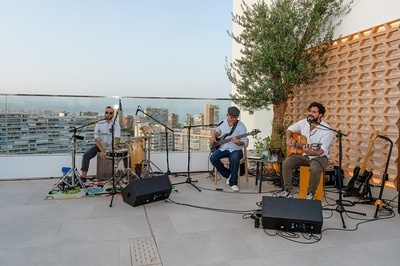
[210,129,260,152]
[286,132,321,157]
[346,130,379,198]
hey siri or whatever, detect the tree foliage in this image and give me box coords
[226,0,352,145]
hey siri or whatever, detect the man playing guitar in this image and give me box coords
[282,102,334,199]
[209,106,248,192]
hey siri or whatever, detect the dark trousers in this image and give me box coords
[210,149,243,186]
[282,155,328,194]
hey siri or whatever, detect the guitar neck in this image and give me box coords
[359,131,379,173]
[217,132,253,146]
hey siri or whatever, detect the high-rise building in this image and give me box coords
[193,114,204,126]
[168,113,179,129]
[204,103,219,126]
[183,113,192,127]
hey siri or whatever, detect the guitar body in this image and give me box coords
[211,134,229,152]
[346,131,379,199]
[347,170,373,198]
[286,133,321,157]
[346,166,360,194]
[286,133,307,157]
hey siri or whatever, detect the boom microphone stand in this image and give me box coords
[310,120,365,228]
[135,105,172,174]
[109,108,119,207]
[55,118,104,191]
[173,123,218,192]
[172,123,201,191]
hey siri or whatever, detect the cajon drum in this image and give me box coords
[96,153,113,181]
[299,166,325,201]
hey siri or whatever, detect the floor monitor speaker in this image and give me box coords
[122,175,172,207]
[261,196,323,234]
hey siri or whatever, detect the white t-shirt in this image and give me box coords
[288,118,334,158]
[94,120,121,150]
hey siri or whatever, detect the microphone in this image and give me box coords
[119,99,122,111]
[307,117,319,125]
[135,105,141,115]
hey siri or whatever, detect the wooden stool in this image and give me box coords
[299,166,325,201]
[96,153,113,181]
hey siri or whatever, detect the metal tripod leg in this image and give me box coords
[141,136,163,178]
[104,156,140,187]
[54,167,86,191]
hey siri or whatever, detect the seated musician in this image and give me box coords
[209,106,248,192]
[282,102,334,199]
[81,106,126,181]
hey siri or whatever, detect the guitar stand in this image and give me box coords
[311,122,366,228]
[373,135,393,218]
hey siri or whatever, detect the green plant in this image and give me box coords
[254,136,271,154]
[226,0,353,146]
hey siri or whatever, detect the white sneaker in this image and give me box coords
[282,190,293,198]
[306,193,314,200]
[226,177,230,185]
[231,185,239,192]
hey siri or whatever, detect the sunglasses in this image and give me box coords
[105,111,114,115]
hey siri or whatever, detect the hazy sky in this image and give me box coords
[0,0,233,98]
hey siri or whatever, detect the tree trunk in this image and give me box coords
[271,101,288,148]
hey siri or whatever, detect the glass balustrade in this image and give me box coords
[0,94,230,156]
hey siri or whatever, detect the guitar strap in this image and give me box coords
[223,121,238,139]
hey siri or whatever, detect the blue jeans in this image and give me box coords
[210,149,243,186]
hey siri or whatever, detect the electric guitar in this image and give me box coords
[210,129,260,152]
[346,130,379,198]
[286,133,321,157]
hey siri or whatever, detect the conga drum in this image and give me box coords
[140,123,154,135]
[126,140,145,177]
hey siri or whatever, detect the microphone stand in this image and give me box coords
[136,107,173,175]
[109,108,119,207]
[173,123,218,192]
[374,135,393,218]
[55,118,104,191]
[311,120,366,228]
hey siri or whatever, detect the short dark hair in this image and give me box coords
[308,102,326,116]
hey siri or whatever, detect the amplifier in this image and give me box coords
[261,196,323,234]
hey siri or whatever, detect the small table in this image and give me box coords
[249,157,285,193]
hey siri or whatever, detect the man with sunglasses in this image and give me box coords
[210,106,248,192]
[81,106,122,181]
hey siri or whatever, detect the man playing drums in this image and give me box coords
[81,106,127,181]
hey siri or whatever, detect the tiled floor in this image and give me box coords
[0,172,399,266]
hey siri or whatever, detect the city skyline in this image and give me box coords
[0,101,225,155]
[2,95,231,125]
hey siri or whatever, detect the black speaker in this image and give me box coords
[122,175,172,207]
[261,196,323,234]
